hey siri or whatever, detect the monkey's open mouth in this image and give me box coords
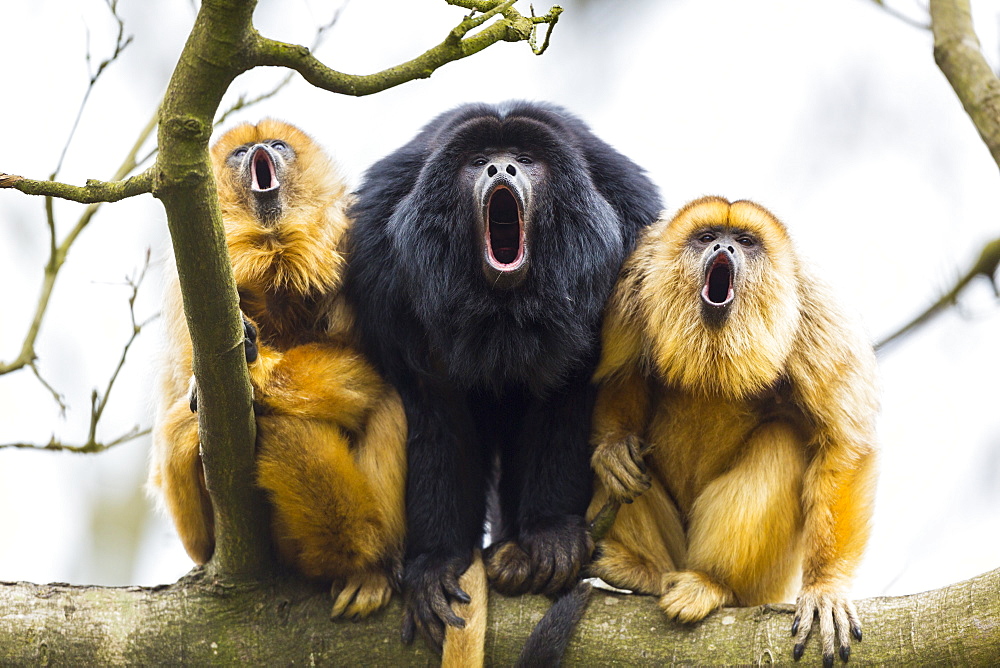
[251,148,279,193]
[702,252,735,306]
[485,185,525,270]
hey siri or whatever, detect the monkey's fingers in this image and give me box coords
[188,375,199,413]
[591,437,651,502]
[794,589,859,665]
[241,312,259,363]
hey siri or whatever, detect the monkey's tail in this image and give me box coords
[442,551,488,668]
[514,499,621,667]
[515,580,594,668]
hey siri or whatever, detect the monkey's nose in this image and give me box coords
[488,165,498,177]
[506,164,516,176]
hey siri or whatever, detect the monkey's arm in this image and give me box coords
[788,293,879,665]
[397,375,485,652]
[590,368,654,502]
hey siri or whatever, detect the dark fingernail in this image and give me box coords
[456,589,471,604]
[793,643,804,661]
[823,652,834,668]
[840,645,850,662]
[851,624,862,641]
[791,616,799,636]
[624,497,633,504]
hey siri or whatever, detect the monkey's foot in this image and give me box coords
[330,569,393,620]
[792,587,862,666]
[659,570,730,623]
[485,515,594,596]
[400,552,472,652]
[591,435,651,502]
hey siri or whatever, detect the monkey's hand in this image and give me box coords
[792,586,862,666]
[400,552,472,653]
[591,435,651,503]
[330,569,394,620]
[484,515,594,596]
[188,313,261,413]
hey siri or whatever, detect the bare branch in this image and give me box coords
[214,4,348,127]
[876,237,1000,351]
[930,0,1000,170]
[251,1,562,97]
[53,0,134,178]
[0,427,150,453]
[0,254,156,453]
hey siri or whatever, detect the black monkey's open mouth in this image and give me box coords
[251,147,279,193]
[485,185,525,270]
[702,252,735,306]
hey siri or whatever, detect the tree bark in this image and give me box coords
[2,567,997,665]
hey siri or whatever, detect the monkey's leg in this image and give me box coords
[256,417,392,597]
[397,377,486,652]
[486,378,595,596]
[330,389,408,620]
[250,342,383,427]
[662,421,805,623]
[152,400,215,564]
[587,474,685,595]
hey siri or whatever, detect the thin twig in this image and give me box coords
[876,237,1000,351]
[869,0,931,30]
[1,253,157,453]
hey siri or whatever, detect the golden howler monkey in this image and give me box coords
[589,196,878,665]
[149,120,407,618]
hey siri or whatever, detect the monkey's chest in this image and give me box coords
[239,287,323,350]
[647,392,770,512]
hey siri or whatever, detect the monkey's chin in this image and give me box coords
[482,252,529,289]
[700,301,732,329]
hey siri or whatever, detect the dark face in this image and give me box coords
[226,139,296,224]
[462,148,546,290]
[689,226,760,328]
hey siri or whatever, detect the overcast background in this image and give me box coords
[1,0,998,600]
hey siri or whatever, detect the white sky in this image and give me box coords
[0,0,998,598]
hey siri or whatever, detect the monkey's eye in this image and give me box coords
[516,155,533,165]
[737,236,756,247]
[232,147,248,159]
[271,140,289,152]
[698,233,715,243]
[472,157,488,167]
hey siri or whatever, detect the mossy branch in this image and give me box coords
[0,169,154,204]
[251,1,562,96]
[0,567,998,664]
[929,0,1000,170]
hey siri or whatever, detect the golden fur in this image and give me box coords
[589,196,878,662]
[149,120,406,618]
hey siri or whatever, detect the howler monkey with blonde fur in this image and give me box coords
[150,120,407,618]
[589,196,878,665]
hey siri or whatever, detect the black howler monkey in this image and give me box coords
[345,101,662,647]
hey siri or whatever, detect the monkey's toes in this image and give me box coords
[330,570,393,620]
[658,571,728,623]
[484,540,533,595]
[487,516,593,595]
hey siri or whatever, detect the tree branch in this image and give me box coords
[250,0,562,96]
[0,567,997,664]
[877,237,1000,351]
[0,169,154,204]
[930,0,1000,170]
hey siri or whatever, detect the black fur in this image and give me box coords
[345,101,661,645]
